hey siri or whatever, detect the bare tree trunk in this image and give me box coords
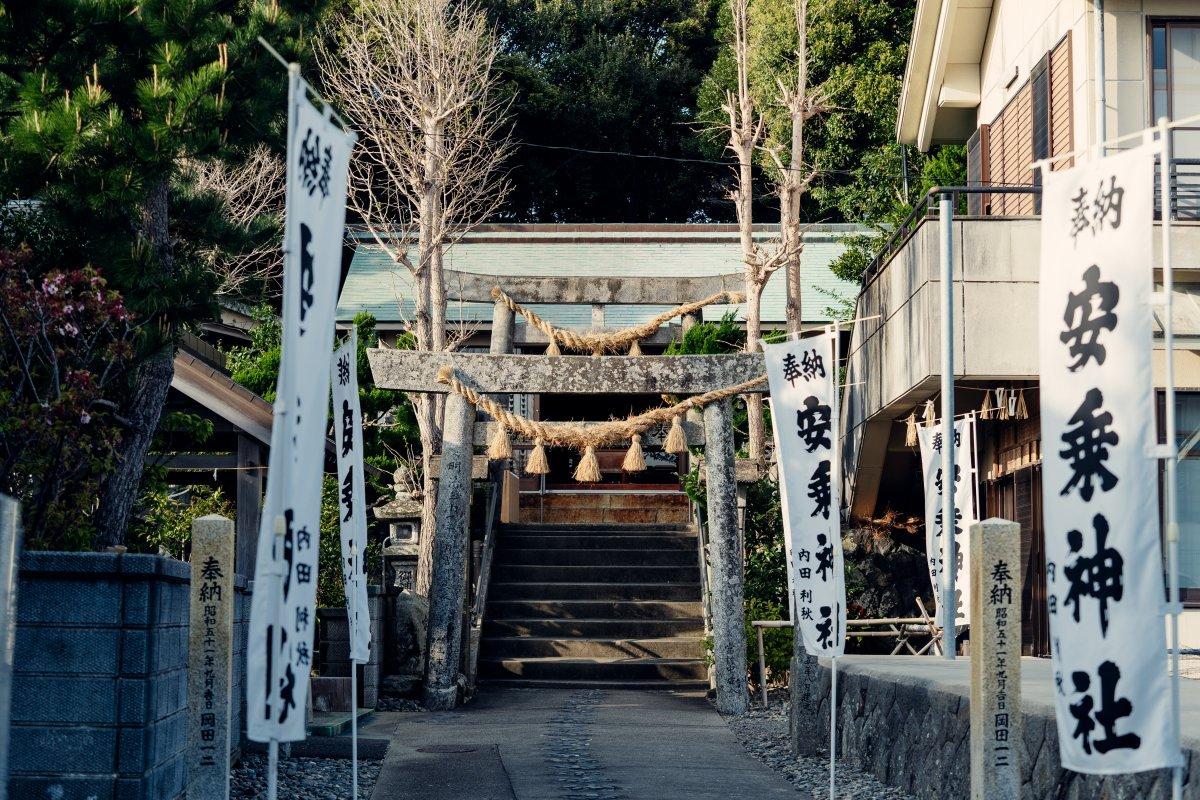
[94,178,175,548]
[782,0,808,337]
[729,0,765,462]
[414,114,449,596]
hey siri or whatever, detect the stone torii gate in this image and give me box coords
[367,272,763,714]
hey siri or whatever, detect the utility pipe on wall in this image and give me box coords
[1096,0,1106,154]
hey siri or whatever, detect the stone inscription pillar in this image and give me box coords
[969,518,1022,800]
[703,398,750,715]
[187,514,235,800]
[424,390,477,710]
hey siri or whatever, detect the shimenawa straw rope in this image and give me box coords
[436,365,766,481]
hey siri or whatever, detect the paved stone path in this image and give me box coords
[370,687,808,799]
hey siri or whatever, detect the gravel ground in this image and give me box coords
[230,754,382,800]
[721,689,915,800]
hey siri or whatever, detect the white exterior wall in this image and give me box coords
[976,0,1200,156]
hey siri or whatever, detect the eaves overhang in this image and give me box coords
[897,0,994,151]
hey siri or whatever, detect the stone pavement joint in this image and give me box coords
[370,687,808,799]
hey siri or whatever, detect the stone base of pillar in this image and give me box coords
[424,685,458,711]
[789,639,821,757]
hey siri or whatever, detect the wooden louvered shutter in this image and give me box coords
[1032,55,1051,213]
[967,125,991,214]
[1049,33,1074,172]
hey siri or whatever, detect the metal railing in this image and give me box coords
[862,185,1042,285]
[1156,156,1200,220]
[749,597,944,707]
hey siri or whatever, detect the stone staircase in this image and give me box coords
[478,503,708,689]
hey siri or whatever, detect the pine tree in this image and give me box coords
[0,0,328,547]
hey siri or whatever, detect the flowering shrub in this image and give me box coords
[0,249,135,549]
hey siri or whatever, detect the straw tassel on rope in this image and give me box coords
[574,445,602,482]
[1015,389,1029,420]
[544,337,561,356]
[525,437,549,475]
[922,399,936,428]
[664,415,689,453]
[628,339,643,356]
[904,412,918,447]
[487,424,512,460]
[979,389,994,420]
[622,434,646,473]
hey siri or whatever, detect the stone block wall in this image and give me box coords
[10,553,191,800]
[799,657,1199,800]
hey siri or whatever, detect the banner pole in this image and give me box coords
[939,191,957,660]
[350,544,359,800]
[267,740,278,800]
[829,656,837,800]
[1157,116,1184,800]
[265,60,303,800]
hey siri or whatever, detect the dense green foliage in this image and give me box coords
[130,486,234,561]
[485,0,726,222]
[0,0,320,336]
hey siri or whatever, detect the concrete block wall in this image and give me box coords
[232,576,249,753]
[10,553,191,800]
[9,554,252,800]
[316,589,384,709]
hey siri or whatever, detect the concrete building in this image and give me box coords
[845,0,1200,653]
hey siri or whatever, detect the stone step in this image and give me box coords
[485,599,704,621]
[519,507,690,525]
[500,533,698,550]
[491,564,698,584]
[518,492,689,510]
[493,548,697,567]
[479,636,705,660]
[501,523,692,534]
[476,677,711,691]
[483,618,704,639]
[488,582,702,601]
[477,656,709,682]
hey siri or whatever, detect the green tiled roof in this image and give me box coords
[337,224,866,328]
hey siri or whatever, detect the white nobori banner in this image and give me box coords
[331,330,372,664]
[917,417,977,628]
[763,331,846,657]
[1040,142,1177,773]
[247,75,355,743]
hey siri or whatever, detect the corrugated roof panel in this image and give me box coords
[337,228,866,326]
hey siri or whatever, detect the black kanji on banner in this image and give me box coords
[1059,388,1120,500]
[1062,513,1123,636]
[297,128,333,199]
[1061,265,1119,372]
[796,396,832,453]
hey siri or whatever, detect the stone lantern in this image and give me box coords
[375,466,423,594]
[375,466,427,695]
